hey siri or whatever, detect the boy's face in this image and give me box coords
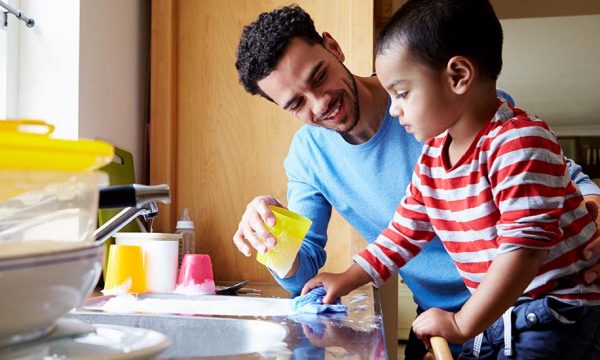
[257,36,360,134]
[376,44,461,142]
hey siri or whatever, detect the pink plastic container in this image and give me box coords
[174,254,216,295]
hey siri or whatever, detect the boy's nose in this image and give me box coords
[389,102,402,118]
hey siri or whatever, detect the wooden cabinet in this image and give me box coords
[397,277,417,341]
[150,0,374,284]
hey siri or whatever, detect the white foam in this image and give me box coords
[173,280,216,295]
[98,294,295,317]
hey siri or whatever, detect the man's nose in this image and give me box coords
[309,92,332,117]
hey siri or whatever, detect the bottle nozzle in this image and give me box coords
[176,207,195,229]
[182,208,191,221]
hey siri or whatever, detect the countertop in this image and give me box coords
[66,282,387,359]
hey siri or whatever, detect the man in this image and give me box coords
[233,5,600,358]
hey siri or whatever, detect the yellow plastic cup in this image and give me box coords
[256,206,312,277]
[104,244,147,294]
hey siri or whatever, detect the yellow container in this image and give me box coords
[256,206,312,278]
[0,119,113,201]
[0,119,113,171]
[0,119,113,248]
[104,244,147,294]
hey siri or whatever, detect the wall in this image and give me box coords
[386,0,600,19]
[13,1,149,181]
[498,15,600,136]
[0,0,20,118]
[79,0,150,182]
[382,1,600,136]
[18,0,80,139]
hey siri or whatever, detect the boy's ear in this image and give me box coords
[445,56,475,95]
[322,32,345,62]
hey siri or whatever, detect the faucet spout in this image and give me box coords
[94,184,170,244]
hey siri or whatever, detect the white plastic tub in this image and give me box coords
[114,233,182,293]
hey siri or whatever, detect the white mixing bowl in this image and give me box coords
[0,242,104,344]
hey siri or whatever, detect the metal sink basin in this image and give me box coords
[66,312,288,357]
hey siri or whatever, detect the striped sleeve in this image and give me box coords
[354,174,436,287]
[486,119,567,253]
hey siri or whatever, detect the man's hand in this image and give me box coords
[582,195,600,283]
[412,308,466,348]
[301,264,372,304]
[232,195,284,256]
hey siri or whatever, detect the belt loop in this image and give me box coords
[503,306,515,357]
[473,333,484,358]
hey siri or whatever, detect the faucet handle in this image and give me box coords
[135,184,170,206]
[99,184,171,209]
[140,201,160,221]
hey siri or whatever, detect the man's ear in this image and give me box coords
[445,56,475,95]
[322,32,345,62]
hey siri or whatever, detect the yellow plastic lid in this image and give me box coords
[0,119,114,171]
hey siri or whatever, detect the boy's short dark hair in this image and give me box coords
[377,0,503,80]
[235,5,323,97]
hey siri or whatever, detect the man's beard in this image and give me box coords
[335,64,360,135]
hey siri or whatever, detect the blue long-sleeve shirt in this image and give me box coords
[275,97,600,311]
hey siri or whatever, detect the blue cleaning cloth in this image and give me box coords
[292,287,348,314]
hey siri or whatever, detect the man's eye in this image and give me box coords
[314,71,326,85]
[290,99,304,111]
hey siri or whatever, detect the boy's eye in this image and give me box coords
[396,91,408,100]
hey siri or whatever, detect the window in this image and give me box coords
[0,0,20,119]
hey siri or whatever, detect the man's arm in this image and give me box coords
[567,158,600,197]
[566,158,600,281]
[270,136,333,296]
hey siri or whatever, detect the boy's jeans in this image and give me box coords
[459,297,600,359]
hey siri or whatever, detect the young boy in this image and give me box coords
[302,0,600,357]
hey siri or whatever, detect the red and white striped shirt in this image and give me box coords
[355,101,600,304]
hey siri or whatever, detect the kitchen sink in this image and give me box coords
[65,312,288,357]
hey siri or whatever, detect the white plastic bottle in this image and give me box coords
[175,208,196,267]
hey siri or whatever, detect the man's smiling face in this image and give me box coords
[257,36,360,135]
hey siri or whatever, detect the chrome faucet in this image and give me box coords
[94,184,171,244]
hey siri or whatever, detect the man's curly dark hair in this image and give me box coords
[235,5,323,98]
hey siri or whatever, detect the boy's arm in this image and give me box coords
[423,123,583,342]
[354,177,436,287]
[454,248,548,338]
[303,177,436,303]
[301,262,372,304]
[456,124,572,336]
[412,248,548,344]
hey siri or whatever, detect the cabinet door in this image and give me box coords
[150,0,374,283]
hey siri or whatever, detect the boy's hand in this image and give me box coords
[301,263,373,304]
[412,308,466,347]
[301,272,354,304]
[583,197,600,283]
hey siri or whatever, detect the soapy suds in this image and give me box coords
[353,304,368,313]
[349,293,368,304]
[173,279,216,295]
[101,278,132,296]
[96,293,295,317]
